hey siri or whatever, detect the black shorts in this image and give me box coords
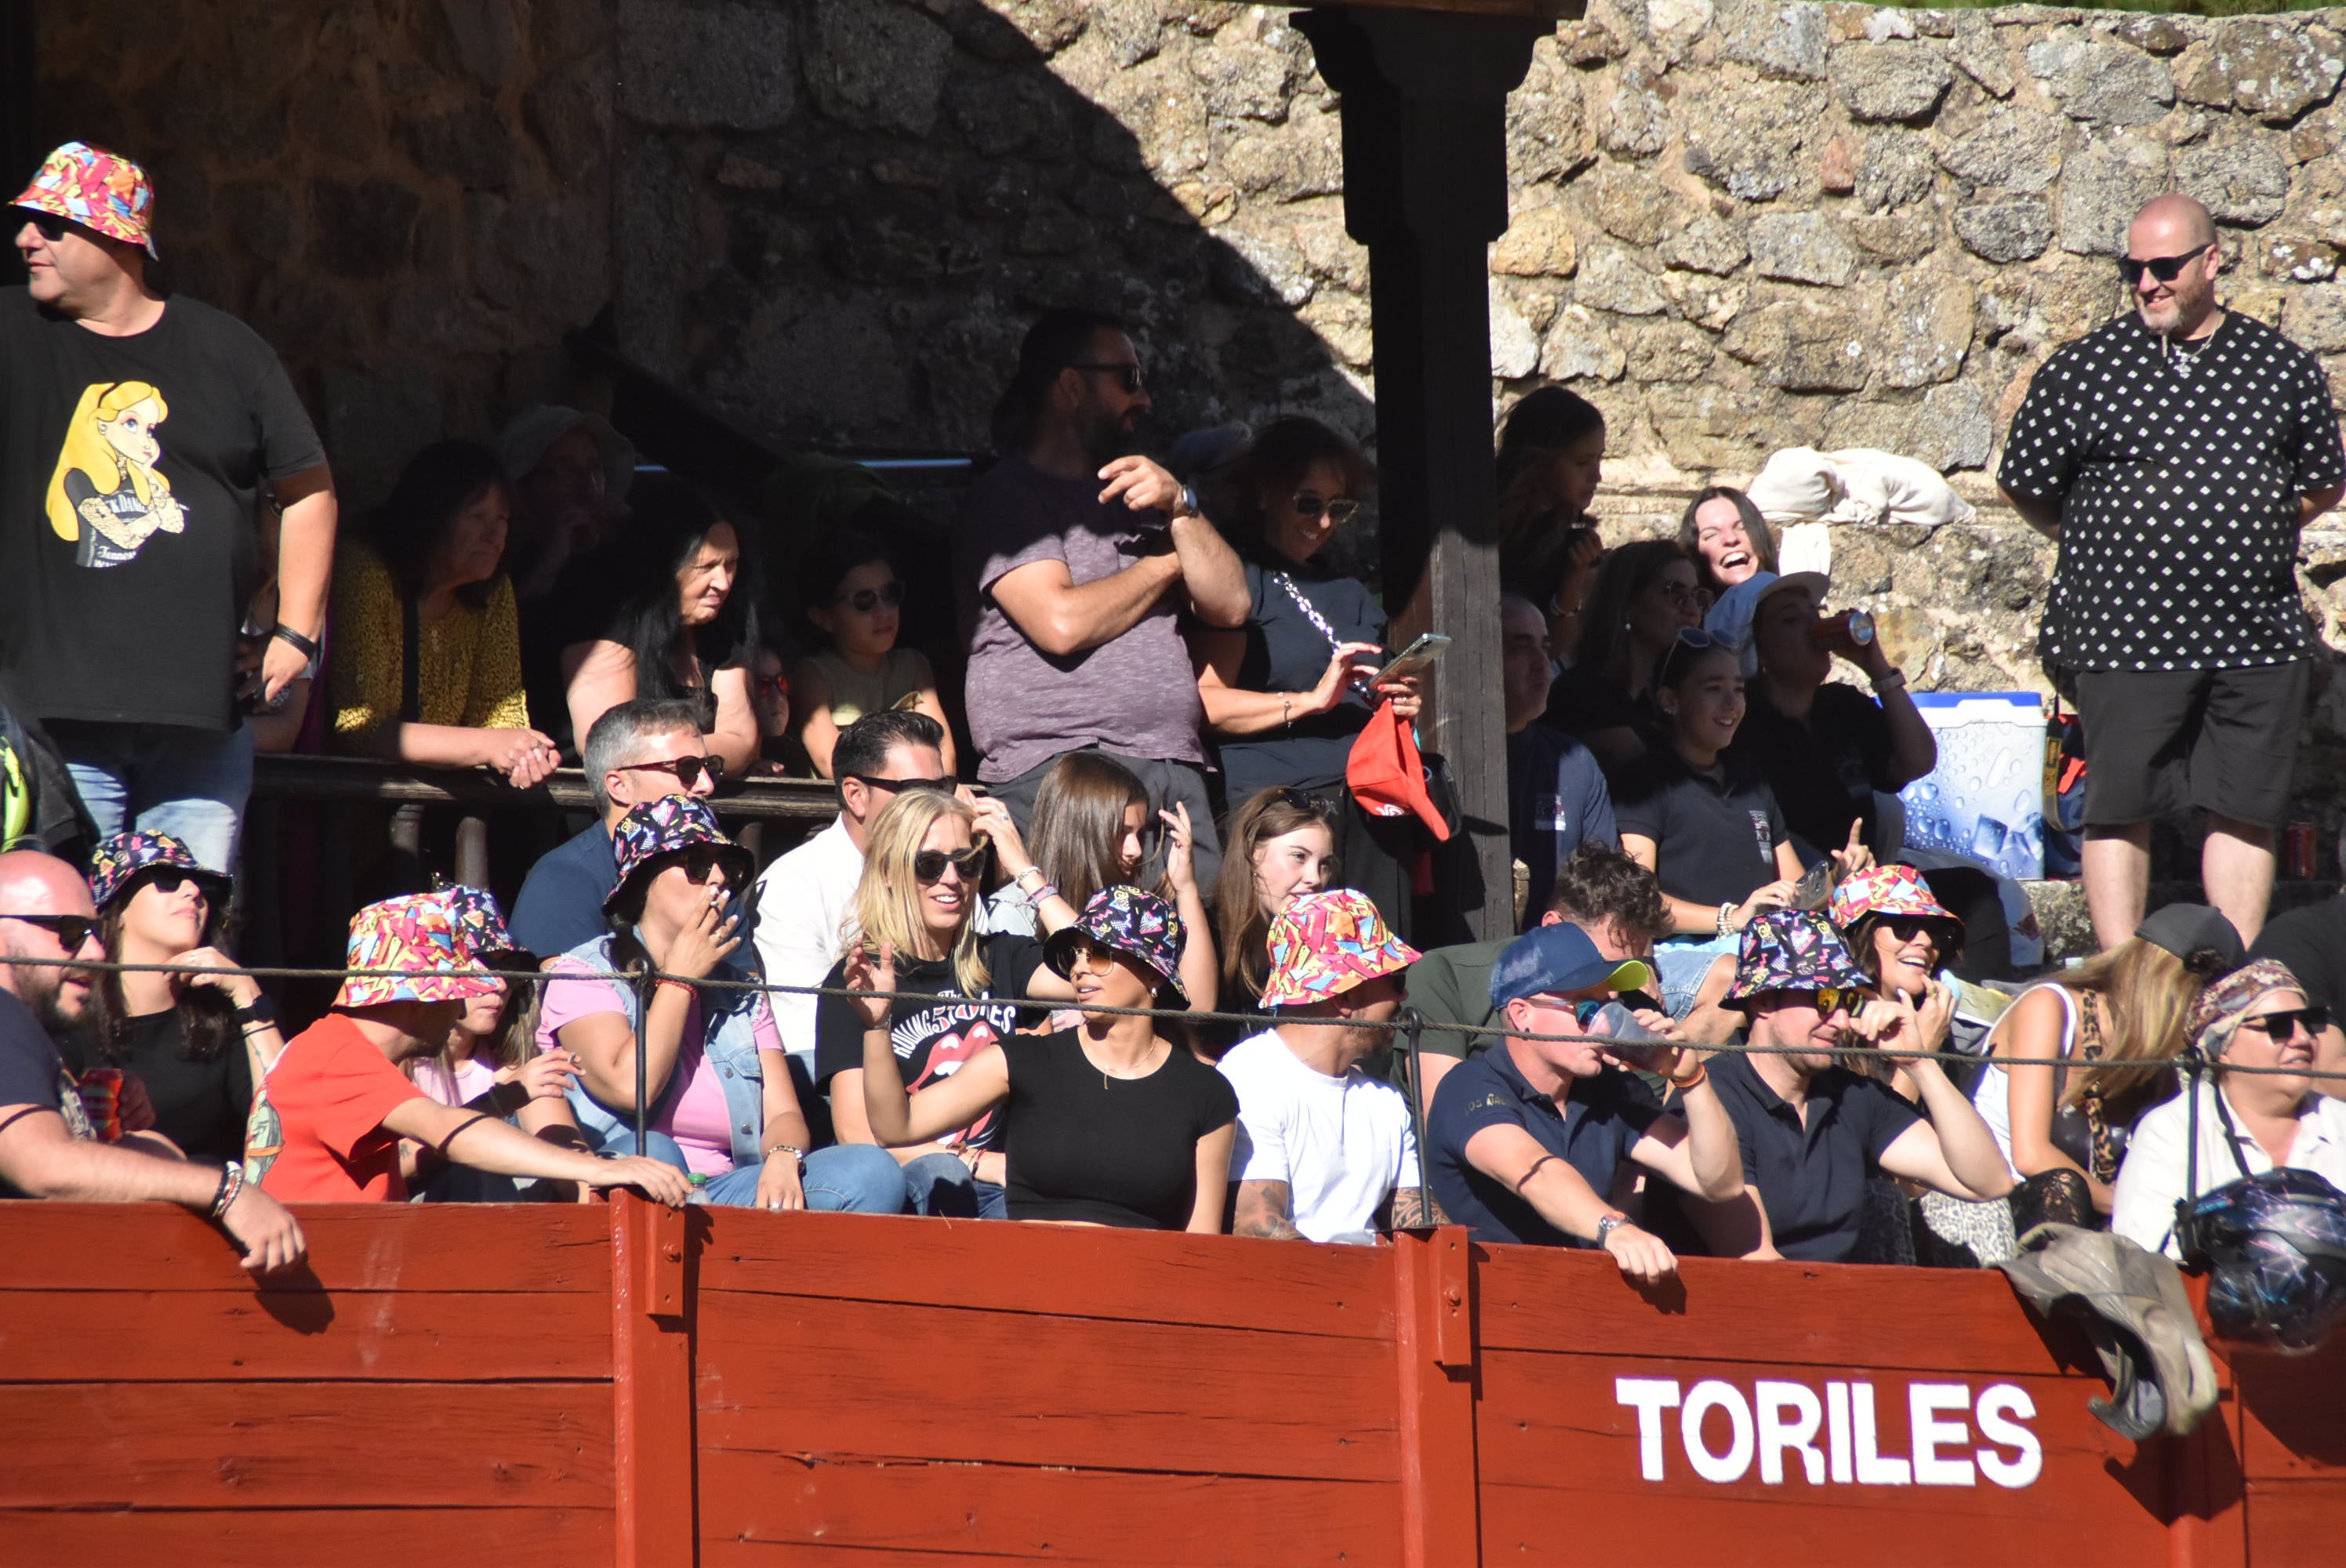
[2074,661,2308,829]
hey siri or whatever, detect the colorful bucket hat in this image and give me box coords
[2186,958,2304,1059]
[1723,909,1871,1006]
[1828,863,1964,946]
[1261,889,1420,1008]
[1489,922,1652,1011]
[334,892,503,1010]
[604,795,754,916]
[1043,886,1187,1001]
[86,829,231,913]
[440,885,537,970]
[13,141,158,257]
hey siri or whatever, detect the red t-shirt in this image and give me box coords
[250,1014,426,1203]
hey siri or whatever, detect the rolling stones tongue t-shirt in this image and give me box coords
[812,936,1048,1152]
[0,289,325,730]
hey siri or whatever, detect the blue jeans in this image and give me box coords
[52,720,253,872]
[1651,935,1738,1021]
[603,1131,910,1212]
[900,1150,1008,1219]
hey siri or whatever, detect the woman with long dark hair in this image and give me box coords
[1678,487,1778,600]
[1213,786,1342,1016]
[1542,539,1705,774]
[564,476,763,779]
[84,833,285,1166]
[1495,387,1607,650]
[327,440,557,787]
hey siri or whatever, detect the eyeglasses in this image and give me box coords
[670,848,735,888]
[2242,1006,2330,1040]
[2119,243,2213,287]
[846,772,955,796]
[0,913,99,949]
[621,755,723,790]
[1292,492,1360,526]
[1649,580,1708,611]
[913,847,987,882]
[837,581,906,613]
[1069,361,1145,394]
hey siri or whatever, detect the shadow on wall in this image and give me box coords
[611,2,1375,477]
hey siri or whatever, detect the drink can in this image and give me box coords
[1810,608,1876,654]
[2285,822,2318,880]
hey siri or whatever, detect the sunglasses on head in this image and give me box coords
[847,772,955,796]
[1070,361,1145,394]
[913,847,987,882]
[622,754,723,790]
[1,912,98,949]
[2242,1006,2330,1040]
[2119,243,2213,286]
[837,580,905,613]
[1653,625,1721,688]
[1291,492,1360,526]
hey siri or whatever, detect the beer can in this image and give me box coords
[1810,608,1876,655]
[2285,822,2319,880]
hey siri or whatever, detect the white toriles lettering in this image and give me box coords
[1614,1377,1682,1482]
[1754,1380,1825,1486]
[1974,1385,2043,1490]
[1614,1377,2040,1489]
[1680,1380,1756,1483]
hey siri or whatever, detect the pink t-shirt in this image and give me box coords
[411,1054,498,1109]
[537,959,783,1178]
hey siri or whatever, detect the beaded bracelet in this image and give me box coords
[209,1160,244,1219]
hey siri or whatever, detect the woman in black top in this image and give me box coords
[1494,387,1608,650]
[850,886,1238,1232]
[1543,539,1705,775]
[84,832,285,1166]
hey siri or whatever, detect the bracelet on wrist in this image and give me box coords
[1715,902,1737,938]
[654,977,697,999]
[1671,1064,1709,1092]
[1015,865,1048,887]
[1871,667,1908,694]
[208,1160,244,1220]
[232,994,278,1027]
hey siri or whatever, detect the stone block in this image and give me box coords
[1749,211,1858,288]
[307,179,420,281]
[1648,382,1789,469]
[2263,232,2341,283]
[1830,42,1954,123]
[1664,212,1749,276]
[2175,136,2292,227]
[1855,131,1934,212]
[1541,304,1627,382]
[1954,198,2052,263]
[400,104,516,192]
[1509,67,1591,187]
[1583,162,1677,246]
[1820,137,1857,195]
[1189,38,1292,123]
[219,181,298,261]
[2112,16,2195,58]
[1602,64,1673,158]
[1949,18,2015,99]
[1577,245,1667,315]
[2056,136,2168,256]
[1490,284,1542,379]
[1493,205,1579,278]
[804,0,949,134]
[1662,270,1749,331]
[946,71,1063,159]
[1847,212,1939,263]
[1684,84,1825,201]
[1879,275,1974,389]
[2028,38,2174,127]
[2181,21,2346,125]
[1618,316,1717,382]
[622,0,797,130]
[321,365,446,499]
[1716,0,1828,82]
[1730,299,1869,391]
[526,61,615,176]
[437,0,524,86]
[1937,108,2063,194]
[2284,285,2346,354]
[1095,0,1164,69]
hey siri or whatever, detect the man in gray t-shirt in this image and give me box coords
[955,310,1247,883]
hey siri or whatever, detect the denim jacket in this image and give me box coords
[555,935,770,1169]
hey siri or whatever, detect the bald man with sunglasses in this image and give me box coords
[2000,193,2344,953]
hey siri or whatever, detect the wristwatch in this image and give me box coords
[232,995,278,1029]
[1596,1211,1630,1247]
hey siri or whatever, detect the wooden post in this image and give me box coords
[454,812,489,891]
[1295,7,1555,941]
[609,1192,692,1568]
[1391,1225,1480,1567]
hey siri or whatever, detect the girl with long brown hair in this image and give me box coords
[1213,786,1341,1013]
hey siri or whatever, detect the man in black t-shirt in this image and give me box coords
[2,143,334,873]
[2000,193,2345,951]
[0,849,303,1269]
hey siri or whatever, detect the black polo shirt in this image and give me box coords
[1425,1042,1661,1247]
[1611,749,1787,908]
[1728,683,1894,859]
[1659,1051,1920,1263]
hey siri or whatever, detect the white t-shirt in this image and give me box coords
[1217,1029,1421,1242]
[2112,1080,2346,1259]
[750,817,862,1060]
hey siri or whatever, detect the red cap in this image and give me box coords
[1346,702,1450,842]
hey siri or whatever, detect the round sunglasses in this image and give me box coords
[835,581,906,613]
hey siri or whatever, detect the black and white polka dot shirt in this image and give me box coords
[1999,310,2344,673]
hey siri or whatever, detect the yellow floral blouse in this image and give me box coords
[329,546,531,743]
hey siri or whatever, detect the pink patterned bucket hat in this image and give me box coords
[13,142,158,256]
[334,892,503,1009]
[1262,889,1420,1009]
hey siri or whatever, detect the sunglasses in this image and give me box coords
[1653,625,1722,688]
[1810,986,1859,1017]
[837,581,906,613]
[847,772,955,796]
[1292,492,1360,526]
[2242,1006,2330,1040]
[1070,361,1145,394]
[621,755,723,789]
[1,913,98,949]
[2119,243,2213,286]
[140,868,208,898]
[25,212,71,242]
[1880,916,1948,944]
[668,847,735,888]
[913,847,987,882]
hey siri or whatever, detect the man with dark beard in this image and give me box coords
[0,849,305,1272]
[955,309,1248,884]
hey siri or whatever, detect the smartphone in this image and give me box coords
[1792,857,1836,912]
[1372,633,1452,688]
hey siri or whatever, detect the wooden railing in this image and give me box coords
[5,1196,2336,1566]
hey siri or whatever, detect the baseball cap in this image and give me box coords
[1489,922,1652,1011]
[2137,903,2244,972]
[1346,702,1451,841]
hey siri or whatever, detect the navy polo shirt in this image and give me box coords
[510,820,618,960]
[1425,1042,1661,1247]
[1668,1051,1921,1263]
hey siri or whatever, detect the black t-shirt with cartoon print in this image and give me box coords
[0,289,325,731]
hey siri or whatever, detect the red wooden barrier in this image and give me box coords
[1,1197,2336,1566]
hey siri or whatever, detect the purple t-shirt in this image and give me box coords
[954,454,1204,783]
